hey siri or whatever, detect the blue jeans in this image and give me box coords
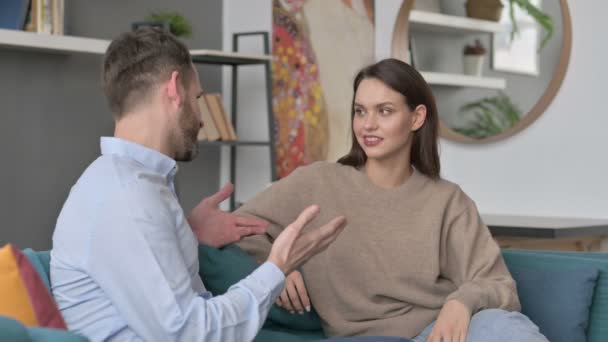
[412,309,548,342]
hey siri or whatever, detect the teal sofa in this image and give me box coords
[2,248,607,342]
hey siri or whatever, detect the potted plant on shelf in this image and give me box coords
[463,39,486,77]
[465,0,504,21]
[132,11,193,38]
[465,0,553,49]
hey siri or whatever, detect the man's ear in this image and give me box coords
[411,104,427,131]
[166,70,184,108]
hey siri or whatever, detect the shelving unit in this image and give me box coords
[199,140,271,147]
[0,28,276,210]
[405,11,508,91]
[190,49,272,65]
[193,32,276,210]
[0,28,108,54]
[421,71,506,89]
[409,10,505,34]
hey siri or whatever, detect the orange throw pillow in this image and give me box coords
[0,244,66,329]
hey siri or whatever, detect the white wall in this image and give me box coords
[224,0,608,219]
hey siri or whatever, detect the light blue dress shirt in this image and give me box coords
[51,137,285,342]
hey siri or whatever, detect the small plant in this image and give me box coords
[466,0,554,50]
[145,11,192,37]
[463,39,487,55]
[508,0,553,49]
[454,92,522,139]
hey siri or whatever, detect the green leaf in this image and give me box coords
[509,0,554,50]
[145,11,193,38]
[453,92,523,139]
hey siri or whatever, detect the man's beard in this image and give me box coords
[174,101,200,162]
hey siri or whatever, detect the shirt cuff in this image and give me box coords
[246,262,286,301]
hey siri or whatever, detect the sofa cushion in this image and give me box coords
[508,265,598,342]
[503,250,608,342]
[0,244,66,329]
[199,244,323,331]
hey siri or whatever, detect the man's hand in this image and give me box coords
[267,205,346,276]
[188,183,269,248]
[276,270,310,314]
[426,299,471,342]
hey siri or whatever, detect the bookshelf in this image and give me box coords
[0,28,108,54]
[193,32,276,210]
[199,140,271,147]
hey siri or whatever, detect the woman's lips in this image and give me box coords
[363,135,383,147]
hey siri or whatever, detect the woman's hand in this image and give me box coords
[276,270,311,314]
[426,299,471,342]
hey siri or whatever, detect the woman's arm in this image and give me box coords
[440,190,521,314]
[426,190,520,342]
[235,165,313,263]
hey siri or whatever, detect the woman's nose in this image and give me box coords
[363,113,378,130]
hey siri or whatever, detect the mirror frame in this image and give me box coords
[391,0,572,144]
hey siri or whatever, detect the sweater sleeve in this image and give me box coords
[235,165,313,263]
[441,190,521,315]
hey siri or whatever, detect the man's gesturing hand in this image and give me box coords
[188,183,269,248]
[267,205,346,275]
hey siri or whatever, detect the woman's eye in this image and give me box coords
[354,108,365,116]
[380,108,393,115]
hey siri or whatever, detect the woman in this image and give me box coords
[236,59,546,342]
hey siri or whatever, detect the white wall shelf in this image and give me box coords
[0,29,273,62]
[409,10,506,34]
[0,28,109,54]
[421,71,506,90]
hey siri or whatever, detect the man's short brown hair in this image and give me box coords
[102,28,193,118]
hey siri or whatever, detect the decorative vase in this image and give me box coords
[463,55,485,76]
[465,0,504,22]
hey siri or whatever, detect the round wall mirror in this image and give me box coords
[391,0,571,143]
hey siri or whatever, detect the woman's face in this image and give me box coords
[353,78,425,164]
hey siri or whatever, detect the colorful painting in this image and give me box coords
[272,0,375,178]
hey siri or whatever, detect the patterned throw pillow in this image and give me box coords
[0,244,66,329]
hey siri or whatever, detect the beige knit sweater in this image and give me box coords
[236,162,520,338]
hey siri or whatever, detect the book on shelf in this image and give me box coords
[197,125,207,140]
[204,93,238,141]
[0,0,30,30]
[216,95,238,140]
[51,0,64,35]
[197,96,221,141]
[24,0,64,35]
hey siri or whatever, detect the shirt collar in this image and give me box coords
[100,137,178,180]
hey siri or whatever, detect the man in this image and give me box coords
[50,28,346,342]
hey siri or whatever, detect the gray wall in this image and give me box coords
[0,0,223,250]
